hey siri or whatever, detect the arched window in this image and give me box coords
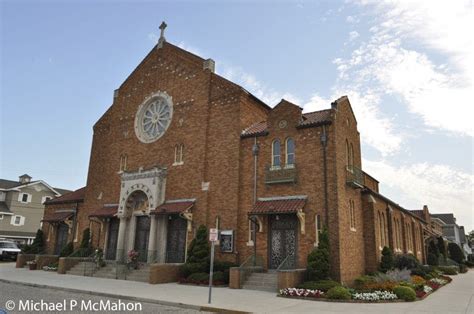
[378,212,383,248]
[285,138,295,167]
[119,154,128,172]
[350,143,354,168]
[381,212,386,247]
[346,140,350,168]
[272,139,281,168]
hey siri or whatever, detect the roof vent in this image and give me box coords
[203,59,215,73]
[19,174,32,184]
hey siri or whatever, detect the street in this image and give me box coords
[0,281,204,314]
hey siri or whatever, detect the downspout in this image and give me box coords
[251,136,259,265]
[320,125,329,226]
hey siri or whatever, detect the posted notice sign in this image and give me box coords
[209,228,218,242]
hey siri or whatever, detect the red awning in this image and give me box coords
[249,197,307,215]
[89,205,118,218]
[42,211,74,222]
[151,200,195,215]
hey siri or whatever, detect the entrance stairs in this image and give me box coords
[242,271,278,292]
[67,261,150,282]
[66,261,96,277]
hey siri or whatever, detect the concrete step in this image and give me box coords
[242,272,278,292]
[242,285,277,292]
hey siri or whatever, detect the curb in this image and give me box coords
[0,278,249,314]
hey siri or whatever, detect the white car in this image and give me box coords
[0,240,21,261]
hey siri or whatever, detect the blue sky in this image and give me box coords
[1,1,472,230]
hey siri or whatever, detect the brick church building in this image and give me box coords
[42,25,429,284]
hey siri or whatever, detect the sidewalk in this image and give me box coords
[0,263,472,313]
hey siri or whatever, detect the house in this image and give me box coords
[0,174,70,244]
[40,25,429,284]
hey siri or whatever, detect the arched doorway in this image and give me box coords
[126,190,151,263]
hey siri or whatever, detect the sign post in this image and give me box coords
[208,228,218,304]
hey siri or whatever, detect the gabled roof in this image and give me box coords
[0,178,70,196]
[44,187,86,205]
[0,179,23,189]
[89,205,118,218]
[410,210,425,220]
[431,214,456,225]
[240,108,334,138]
[42,211,74,222]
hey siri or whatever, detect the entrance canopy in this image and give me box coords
[150,199,195,215]
[42,211,74,223]
[249,196,307,215]
[89,205,118,219]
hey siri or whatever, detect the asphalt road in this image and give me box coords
[0,281,204,314]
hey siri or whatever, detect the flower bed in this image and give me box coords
[280,288,324,298]
[352,290,397,301]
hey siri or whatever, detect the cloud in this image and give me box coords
[349,31,360,41]
[346,0,473,137]
[217,62,301,106]
[304,90,403,155]
[363,158,474,230]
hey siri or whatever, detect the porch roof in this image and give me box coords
[89,205,118,218]
[150,199,195,215]
[249,196,307,215]
[42,211,74,223]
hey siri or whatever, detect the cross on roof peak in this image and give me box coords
[159,21,167,39]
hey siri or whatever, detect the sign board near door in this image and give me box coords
[209,228,218,242]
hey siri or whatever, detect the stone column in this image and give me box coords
[148,215,157,262]
[116,217,127,262]
[155,215,168,263]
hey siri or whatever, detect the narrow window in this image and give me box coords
[22,193,28,202]
[15,216,21,225]
[180,144,184,163]
[349,200,356,230]
[346,140,350,168]
[350,143,354,167]
[272,139,281,168]
[119,154,127,171]
[174,145,180,164]
[285,138,295,167]
[314,214,321,246]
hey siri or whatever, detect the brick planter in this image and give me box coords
[16,254,36,268]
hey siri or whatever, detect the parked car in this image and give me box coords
[0,240,21,261]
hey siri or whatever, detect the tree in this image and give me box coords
[307,227,330,281]
[379,246,394,272]
[24,229,44,254]
[80,228,91,249]
[427,240,440,266]
[447,242,465,264]
[437,237,447,262]
[181,225,210,277]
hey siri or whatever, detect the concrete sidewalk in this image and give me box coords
[0,263,472,313]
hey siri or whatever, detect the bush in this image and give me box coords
[411,265,430,278]
[437,237,447,261]
[326,286,351,300]
[297,280,340,292]
[464,260,474,268]
[187,272,209,282]
[23,229,45,254]
[80,228,91,249]
[353,275,376,289]
[410,275,425,285]
[438,266,458,275]
[393,286,416,301]
[180,262,207,278]
[180,225,210,279]
[213,260,237,284]
[386,268,411,282]
[59,242,74,257]
[394,254,420,270]
[306,227,330,281]
[459,264,468,273]
[379,246,394,273]
[447,243,465,264]
[359,281,398,292]
[212,271,225,283]
[427,253,438,266]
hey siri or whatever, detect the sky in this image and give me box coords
[1,1,472,230]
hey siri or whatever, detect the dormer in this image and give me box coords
[19,174,32,184]
[267,99,303,131]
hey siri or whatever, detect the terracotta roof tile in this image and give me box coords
[42,211,74,222]
[89,205,118,218]
[241,121,268,138]
[410,210,425,220]
[45,187,86,205]
[249,196,307,214]
[151,200,195,215]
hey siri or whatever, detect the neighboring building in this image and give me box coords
[0,174,70,244]
[459,226,472,256]
[431,214,462,245]
[44,27,429,283]
[42,187,85,255]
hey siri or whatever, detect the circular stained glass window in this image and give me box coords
[135,91,173,143]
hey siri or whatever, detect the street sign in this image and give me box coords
[209,228,218,242]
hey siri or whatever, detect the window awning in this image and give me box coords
[249,196,307,215]
[89,205,118,218]
[150,199,195,215]
[42,211,74,222]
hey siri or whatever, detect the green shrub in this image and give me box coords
[306,227,330,281]
[353,275,376,288]
[438,266,458,275]
[212,271,224,283]
[427,253,438,266]
[214,260,237,283]
[379,246,394,273]
[393,286,416,301]
[23,229,45,254]
[297,280,340,292]
[411,265,430,278]
[59,242,74,257]
[437,237,447,261]
[394,254,420,270]
[464,260,474,267]
[180,262,207,278]
[447,243,465,264]
[79,228,91,249]
[187,272,209,282]
[459,264,468,273]
[326,286,351,300]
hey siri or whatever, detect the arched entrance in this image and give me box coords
[126,190,151,263]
